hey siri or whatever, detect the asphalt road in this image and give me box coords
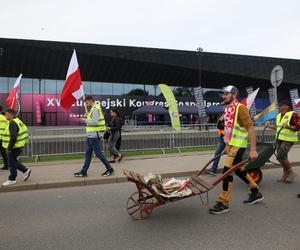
[0,167,299,250]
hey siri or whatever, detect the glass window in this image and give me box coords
[8,77,17,91]
[102,82,113,95]
[57,80,65,95]
[20,78,33,94]
[124,83,134,95]
[112,83,124,95]
[44,79,57,94]
[0,77,8,93]
[32,79,41,94]
[82,81,91,95]
[145,85,155,96]
[91,81,102,95]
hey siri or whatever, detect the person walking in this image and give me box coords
[209,85,263,215]
[1,108,31,187]
[205,113,226,175]
[107,109,123,163]
[74,96,114,177]
[265,100,299,183]
[0,106,8,170]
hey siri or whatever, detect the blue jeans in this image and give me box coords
[81,138,112,174]
[211,138,226,172]
[8,148,28,181]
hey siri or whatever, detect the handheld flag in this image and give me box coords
[60,50,84,110]
[159,84,181,132]
[241,88,260,110]
[294,98,300,108]
[254,102,276,124]
[6,73,22,110]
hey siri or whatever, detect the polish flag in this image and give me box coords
[295,98,300,108]
[241,88,260,109]
[6,73,22,109]
[60,50,84,110]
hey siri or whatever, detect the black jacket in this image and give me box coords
[109,117,122,134]
[8,120,19,151]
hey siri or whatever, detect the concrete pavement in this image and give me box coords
[0,147,299,193]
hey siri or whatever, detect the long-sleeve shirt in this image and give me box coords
[8,120,19,150]
[86,108,104,138]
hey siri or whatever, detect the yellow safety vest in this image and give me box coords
[0,114,8,141]
[276,111,298,142]
[228,104,249,148]
[2,117,29,149]
[86,104,106,132]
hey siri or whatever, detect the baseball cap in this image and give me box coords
[278,100,291,107]
[222,85,239,94]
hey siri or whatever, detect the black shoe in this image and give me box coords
[297,194,300,199]
[0,166,8,170]
[108,160,116,163]
[101,168,114,177]
[209,202,229,214]
[74,171,87,177]
[205,168,217,176]
[244,192,264,204]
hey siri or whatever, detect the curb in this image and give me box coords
[1,162,299,193]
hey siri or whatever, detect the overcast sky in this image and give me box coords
[1,0,300,59]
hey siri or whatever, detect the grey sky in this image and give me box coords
[1,0,300,59]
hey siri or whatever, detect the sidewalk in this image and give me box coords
[0,147,299,193]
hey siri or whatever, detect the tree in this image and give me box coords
[126,88,149,96]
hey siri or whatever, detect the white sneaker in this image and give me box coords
[24,169,32,181]
[2,180,17,187]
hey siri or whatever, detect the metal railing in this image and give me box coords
[19,125,283,159]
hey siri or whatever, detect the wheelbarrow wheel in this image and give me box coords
[248,169,263,184]
[127,191,154,220]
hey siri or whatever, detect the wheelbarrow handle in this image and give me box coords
[211,160,249,187]
[195,151,226,176]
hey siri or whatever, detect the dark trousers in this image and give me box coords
[81,137,112,174]
[8,148,28,181]
[116,133,122,151]
[0,140,8,167]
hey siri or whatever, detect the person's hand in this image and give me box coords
[80,118,86,123]
[249,150,258,161]
[282,124,289,129]
[224,145,229,154]
[264,122,270,128]
[107,127,111,131]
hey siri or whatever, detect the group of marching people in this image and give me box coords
[0,87,299,209]
[0,95,124,186]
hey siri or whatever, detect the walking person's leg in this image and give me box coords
[277,142,296,183]
[2,149,18,186]
[108,132,122,162]
[209,146,240,214]
[90,138,113,176]
[13,148,31,181]
[206,139,226,175]
[116,133,121,151]
[0,140,8,170]
[75,138,93,177]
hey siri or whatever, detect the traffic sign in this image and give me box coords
[270,65,283,87]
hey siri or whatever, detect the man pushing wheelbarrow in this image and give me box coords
[209,85,264,215]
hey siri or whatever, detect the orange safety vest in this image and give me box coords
[217,129,225,135]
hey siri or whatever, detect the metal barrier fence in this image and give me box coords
[20,125,283,159]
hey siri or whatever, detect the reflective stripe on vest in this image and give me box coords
[0,114,7,140]
[2,117,29,149]
[228,104,248,148]
[86,104,106,132]
[276,111,298,142]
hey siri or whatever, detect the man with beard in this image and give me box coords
[209,85,263,214]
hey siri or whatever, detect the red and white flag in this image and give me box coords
[60,50,84,110]
[6,73,22,109]
[241,88,260,109]
[294,98,300,108]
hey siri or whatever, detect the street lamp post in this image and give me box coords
[197,47,203,86]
